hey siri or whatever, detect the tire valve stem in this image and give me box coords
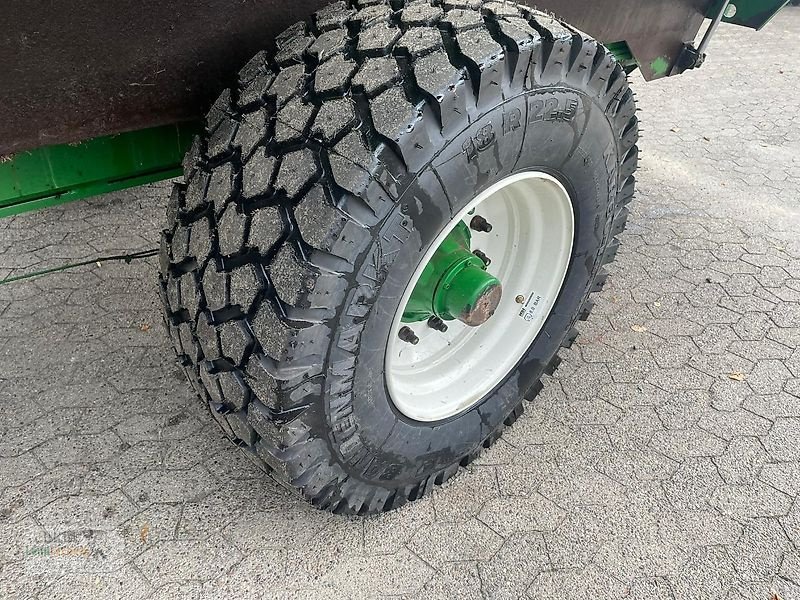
[427,316,449,333]
[473,249,491,267]
[470,215,493,233]
[398,326,420,345]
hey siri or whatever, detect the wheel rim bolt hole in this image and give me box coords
[473,250,491,266]
[398,326,420,345]
[469,215,493,233]
[427,316,449,333]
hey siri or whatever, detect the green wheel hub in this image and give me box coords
[402,222,502,327]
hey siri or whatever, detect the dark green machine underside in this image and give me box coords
[0,0,786,219]
[707,0,789,29]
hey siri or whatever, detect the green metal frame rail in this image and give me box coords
[0,123,199,218]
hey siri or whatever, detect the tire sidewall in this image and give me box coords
[322,86,620,484]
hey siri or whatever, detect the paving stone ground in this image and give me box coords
[1,10,800,600]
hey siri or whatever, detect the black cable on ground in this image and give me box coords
[0,248,159,286]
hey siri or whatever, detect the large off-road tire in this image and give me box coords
[159,0,638,515]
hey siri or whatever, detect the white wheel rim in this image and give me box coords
[385,172,575,422]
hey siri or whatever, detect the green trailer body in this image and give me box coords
[0,0,787,219]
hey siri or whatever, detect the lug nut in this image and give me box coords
[473,250,491,266]
[470,215,493,233]
[398,326,420,345]
[427,316,449,333]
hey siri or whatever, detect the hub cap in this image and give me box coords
[401,221,503,327]
[385,172,575,422]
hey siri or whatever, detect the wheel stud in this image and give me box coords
[398,326,420,345]
[470,215,493,233]
[473,250,491,266]
[427,316,449,333]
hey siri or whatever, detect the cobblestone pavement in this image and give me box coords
[1,10,800,600]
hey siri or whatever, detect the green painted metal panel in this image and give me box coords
[0,123,199,218]
[708,0,790,29]
[605,41,639,68]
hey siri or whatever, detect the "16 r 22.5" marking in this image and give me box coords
[529,97,579,124]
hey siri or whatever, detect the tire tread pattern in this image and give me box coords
[159,0,639,515]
